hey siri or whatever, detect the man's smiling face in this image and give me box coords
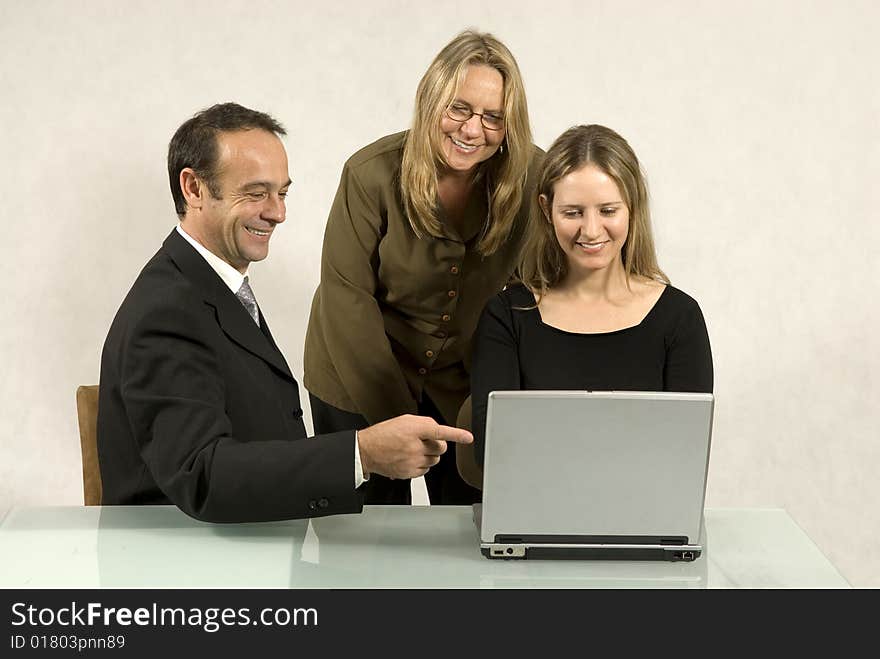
[187,128,291,273]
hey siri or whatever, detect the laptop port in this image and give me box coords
[489,545,526,558]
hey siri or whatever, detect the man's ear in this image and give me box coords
[180,168,204,211]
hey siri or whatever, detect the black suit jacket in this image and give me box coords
[97,229,364,522]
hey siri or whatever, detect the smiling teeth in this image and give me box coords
[246,228,269,236]
[451,138,477,151]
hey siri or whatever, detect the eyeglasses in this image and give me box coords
[445,103,505,131]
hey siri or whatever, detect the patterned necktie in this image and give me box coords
[236,276,260,325]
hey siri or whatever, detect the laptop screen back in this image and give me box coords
[480,391,714,545]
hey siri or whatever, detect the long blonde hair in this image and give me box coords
[519,124,668,297]
[400,30,533,255]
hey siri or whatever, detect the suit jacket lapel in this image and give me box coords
[162,230,294,380]
[258,310,283,352]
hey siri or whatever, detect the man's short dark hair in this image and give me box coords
[168,102,287,218]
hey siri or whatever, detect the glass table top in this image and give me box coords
[0,505,849,588]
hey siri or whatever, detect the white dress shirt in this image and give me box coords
[176,225,367,488]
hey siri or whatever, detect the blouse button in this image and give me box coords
[437,330,447,338]
[425,350,435,358]
[447,290,457,298]
[441,314,451,322]
[450,265,459,275]
[418,367,427,375]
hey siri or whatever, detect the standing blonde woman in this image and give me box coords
[305,30,543,504]
[471,124,714,465]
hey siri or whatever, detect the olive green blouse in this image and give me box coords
[304,131,544,426]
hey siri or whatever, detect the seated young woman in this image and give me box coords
[470,124,713,466]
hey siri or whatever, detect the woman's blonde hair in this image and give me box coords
[519,124,668,297]
[400,30,533,255]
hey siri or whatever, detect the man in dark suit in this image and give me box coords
[97,102,471,522]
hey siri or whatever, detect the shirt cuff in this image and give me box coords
[354,430,369,488]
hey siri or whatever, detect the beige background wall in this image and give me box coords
[1,1,877,585]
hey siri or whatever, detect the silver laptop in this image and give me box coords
[477,391,714,561]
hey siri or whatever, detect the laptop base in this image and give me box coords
[481,543,702,562]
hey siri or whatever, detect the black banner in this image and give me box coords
[0,588,871,654]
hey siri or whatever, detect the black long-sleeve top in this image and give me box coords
[470,283,714,466]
